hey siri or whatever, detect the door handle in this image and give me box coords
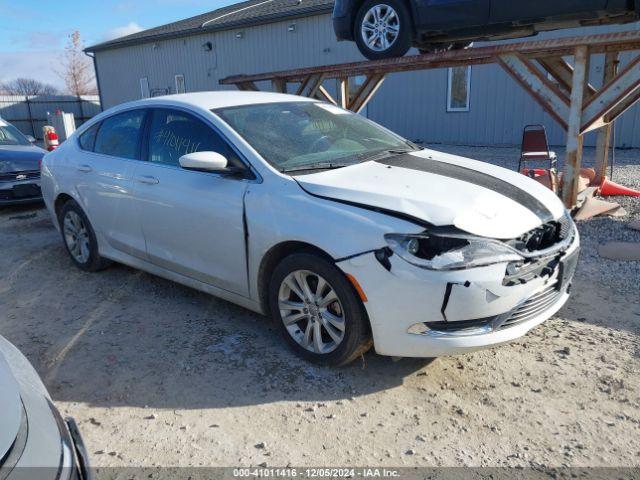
[136,175,159,185]
[77,164,93,173]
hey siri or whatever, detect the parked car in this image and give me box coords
[333,0,639,59]
[0,335,91,479]
[41,92,579,366]
[0,118,46,205]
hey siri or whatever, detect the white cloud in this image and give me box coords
[103,22,144,41]
[0,50,64,90]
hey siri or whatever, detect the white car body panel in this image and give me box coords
[296,149,564,239]
[40,91,579,359]
[0,353,21,462]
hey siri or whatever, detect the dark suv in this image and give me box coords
[333,0,639,60]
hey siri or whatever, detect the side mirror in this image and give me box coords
[26,135,36,144]
[179,151,229,173]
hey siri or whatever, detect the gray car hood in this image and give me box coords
[0,145,46,173]
[295,149,565,239]
[0,352,22,462]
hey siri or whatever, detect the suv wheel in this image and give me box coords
[269,253,372,366]
[354,0,412,60]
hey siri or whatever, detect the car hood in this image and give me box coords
[295,149,565,239]
[0,352,22,462]
[0,145,46,173]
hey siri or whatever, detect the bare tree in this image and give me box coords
[1,78,59,96]
[57,31,97,96]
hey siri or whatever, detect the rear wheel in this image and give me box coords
[269,253,372,366]
[354,0,412,60]
[58,200,110,272]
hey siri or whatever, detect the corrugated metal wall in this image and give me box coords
[0,95,101,139]
[94,14,640,147]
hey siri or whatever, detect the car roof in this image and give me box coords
[124,91,317,111]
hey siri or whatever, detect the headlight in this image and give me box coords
[384,232,523,270]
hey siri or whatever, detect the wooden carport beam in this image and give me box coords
[339,77,350,109]
[537,57,597,100]
[295,73,325,97]
[348,74,386,113]
[593,52,619,185]
[580,53,640,134]
[562,46,590,209]
[498,53,570,130]
[315,85,337,105]
[237,81,259,91]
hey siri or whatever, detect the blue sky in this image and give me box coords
[0,0,236,90]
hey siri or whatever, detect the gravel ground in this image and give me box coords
[0,145,638,471]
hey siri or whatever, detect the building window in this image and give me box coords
[175,74,186,94]
[140,77,150,99]
[447,66,471,112]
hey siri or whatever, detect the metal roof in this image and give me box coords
[86,0,334,52]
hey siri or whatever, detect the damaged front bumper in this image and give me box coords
[337,230,580,358]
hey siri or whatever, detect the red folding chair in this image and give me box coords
[518,125,557,173]
[518,125,559,192]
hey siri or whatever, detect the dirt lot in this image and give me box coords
[1,146,639,469]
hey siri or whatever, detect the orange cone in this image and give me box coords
[599,177,640,197]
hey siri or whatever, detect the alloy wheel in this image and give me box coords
[361,4,400,52]
[63,211,91,264]
[278,270,346,354]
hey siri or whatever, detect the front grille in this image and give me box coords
[0,170,40,182]
[498,283,562,329]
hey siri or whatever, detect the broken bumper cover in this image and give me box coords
[337,232,579,358]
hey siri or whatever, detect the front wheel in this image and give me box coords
[269,253,372,366]
[354,0,412,60]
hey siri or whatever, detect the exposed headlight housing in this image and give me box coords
[384,232,524,270]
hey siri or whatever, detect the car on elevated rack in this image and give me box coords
[333,0,640,59]
[0,118,46,206]
[0,335,91,479]
[41,92,579,366]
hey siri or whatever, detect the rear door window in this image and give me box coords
[94,109,146,160]
[78,122,100,152]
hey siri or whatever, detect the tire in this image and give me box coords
[354,0,412,60]
[58,199,110,272]
[269,253,372,366]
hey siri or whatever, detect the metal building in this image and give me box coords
[86,0,640,148]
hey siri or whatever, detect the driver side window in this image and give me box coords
[147,109,241,168]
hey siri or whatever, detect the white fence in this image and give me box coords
[0,95,101,140]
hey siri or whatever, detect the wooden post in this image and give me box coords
[25,96,36,138]
[562,46,589,209]
[338,77,349,109]
[272,78,287,93]
[594,53,619,185]
[78,95,85,125]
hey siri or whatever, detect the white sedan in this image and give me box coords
[41,92,579,366]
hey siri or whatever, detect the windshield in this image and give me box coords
[0,124,30,146]
[214,102,418,172]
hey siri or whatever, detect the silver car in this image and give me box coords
[0,335,91,479]
[40,92,578,366]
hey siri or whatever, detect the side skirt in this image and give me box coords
[101,249,264,315]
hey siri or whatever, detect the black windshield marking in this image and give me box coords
[376,155,554,222]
